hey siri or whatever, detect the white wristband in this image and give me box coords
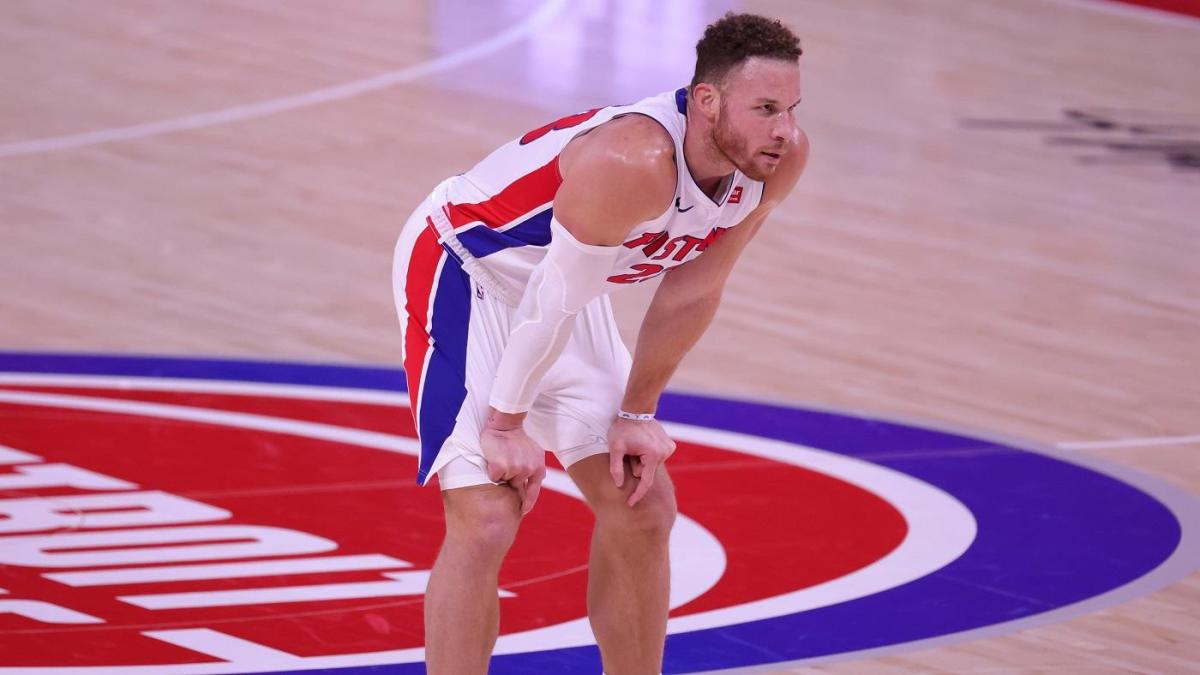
[617,410,655,422]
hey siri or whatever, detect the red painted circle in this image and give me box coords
[0,385,904,666]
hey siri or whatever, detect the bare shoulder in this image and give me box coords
[760,127,810,209]
[560,114,675,174]
[555,115,678,245]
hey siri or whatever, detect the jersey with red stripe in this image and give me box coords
[436,87,764,298]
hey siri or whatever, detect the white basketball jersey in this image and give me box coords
[431,88,764,301]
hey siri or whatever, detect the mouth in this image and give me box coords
[760,150,783,163]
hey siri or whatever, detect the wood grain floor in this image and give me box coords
[1,0,1197,672]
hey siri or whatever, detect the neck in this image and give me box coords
[682,104,736,199]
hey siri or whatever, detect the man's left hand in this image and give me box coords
[607,417,676,507]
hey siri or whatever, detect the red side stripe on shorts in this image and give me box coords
[446,155,561,230]
[403,222,444,423]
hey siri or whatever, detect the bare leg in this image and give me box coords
[424,484,522,675]
[568,454,677,675]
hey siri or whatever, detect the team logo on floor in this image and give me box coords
[0,353,1192,674]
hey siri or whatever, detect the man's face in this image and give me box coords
[710,57,802,181]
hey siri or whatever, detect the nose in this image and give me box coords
[771,112,794,145]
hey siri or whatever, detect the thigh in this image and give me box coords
[396,205,514,487]
[424,285,523,489]
[526,294,632,468]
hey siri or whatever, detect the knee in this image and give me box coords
[442,489,521,561]
[595,481,677,541]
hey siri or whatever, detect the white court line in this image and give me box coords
[1057,434,1200,450]
[142,629,302,664]
[0,373,409,406]
[0,0,568,159]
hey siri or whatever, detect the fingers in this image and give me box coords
[483,455,542,515]
[609,443,625,488]
[521,465,546,516]
[485,460,507,484]
[479,426,546,515]
[627,457,658,507]
[495,460,545,516]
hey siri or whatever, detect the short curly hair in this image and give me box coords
[690,13,802,89]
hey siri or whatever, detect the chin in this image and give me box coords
[734,151,783,181]
[739,162,775,182]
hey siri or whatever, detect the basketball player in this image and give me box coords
[392,13,807,674]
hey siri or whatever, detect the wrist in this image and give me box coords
[486,408,527,432]
[617,409,656,422]
[619,396,658,417]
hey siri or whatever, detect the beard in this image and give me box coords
[710,108,776,182]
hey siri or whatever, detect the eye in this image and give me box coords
[761,104,776,114]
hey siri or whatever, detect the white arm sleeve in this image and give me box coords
[489,217,622,413]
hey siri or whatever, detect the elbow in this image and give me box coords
[654,266,727,316]
[671,288,723,318]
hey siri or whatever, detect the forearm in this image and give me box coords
[622,290,721,413]
[489,218,619,415]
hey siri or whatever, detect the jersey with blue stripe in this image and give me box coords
[435,88,764,299]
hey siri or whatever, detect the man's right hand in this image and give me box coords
[480,409,546,516]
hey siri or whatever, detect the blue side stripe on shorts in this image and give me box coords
[416,255,473,485]
[455,208,553,258]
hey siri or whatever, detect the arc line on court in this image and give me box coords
[0,0,568,159]
[1057,434,1200,450]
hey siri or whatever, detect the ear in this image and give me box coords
[690,82,722,122]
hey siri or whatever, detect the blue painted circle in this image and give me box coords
[0,352,1184,674]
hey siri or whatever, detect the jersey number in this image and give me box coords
[607,264,665,284]
[519,108,603,145]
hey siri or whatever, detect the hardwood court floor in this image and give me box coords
[1,0,1197,672]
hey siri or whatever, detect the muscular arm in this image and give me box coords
[488,116,677,422]
[479,116,675,514]
[621,131,810,415]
